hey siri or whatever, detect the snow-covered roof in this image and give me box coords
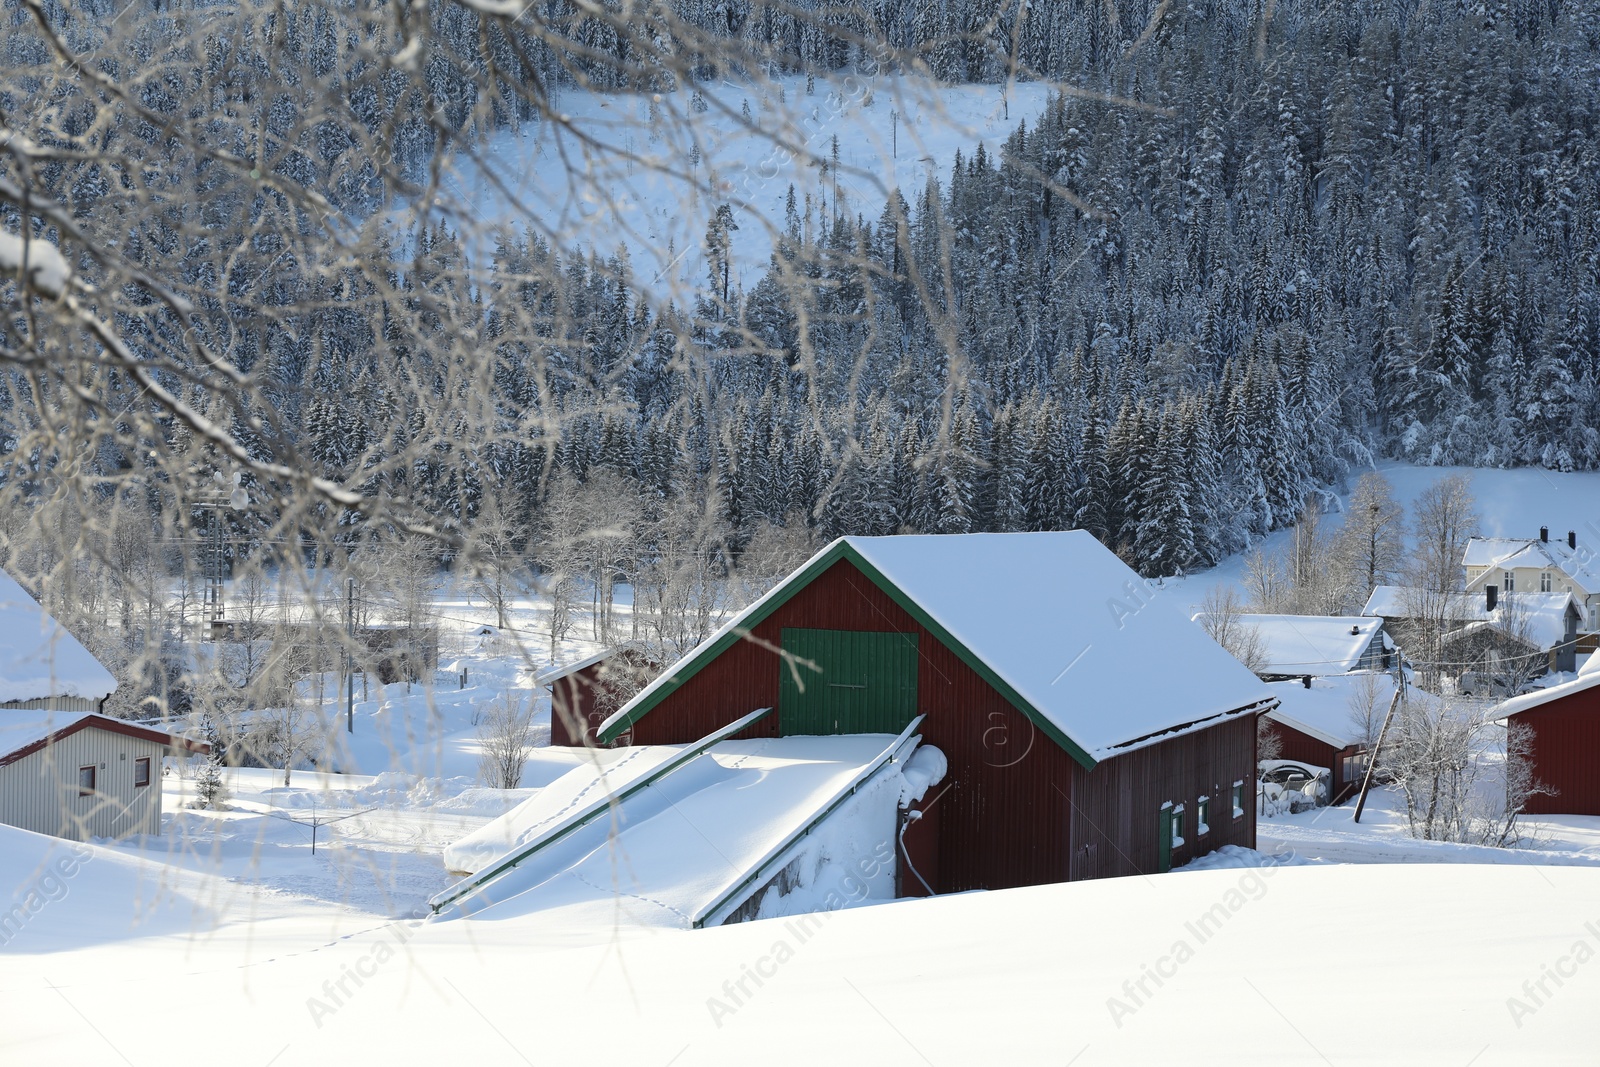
[1363,585,1577,647]
[1463,535,1600,595]
[535,647,619,686]
[1495,664,1600,720]
[1197,613,1382,676]
[0,712,96,763]
[600,533,1276,765]
[1363,585,1483,621]
[0,568,117,705]
[0,712,206,767]
[1266,673,1396,750]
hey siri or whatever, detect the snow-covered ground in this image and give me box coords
[453,74,1053,295]
[7,821,1599,1063]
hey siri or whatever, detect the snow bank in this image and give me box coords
[0,823,215,952]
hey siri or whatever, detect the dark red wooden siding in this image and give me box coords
[1513,685,1600,815]
[549,665,605,747]
[629,557,1254,890]
[1068,713,1257,878]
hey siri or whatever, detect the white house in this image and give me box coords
[0,567,117,713]
[1462,529,1600,633]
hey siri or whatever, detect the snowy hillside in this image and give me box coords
[456,74,1051,295]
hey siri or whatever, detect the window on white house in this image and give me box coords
[1503,570,1515,593]
[134,757,151,788]
[78,766,95,796]
[1232,781,1245,818]
[1542,571,1553,592]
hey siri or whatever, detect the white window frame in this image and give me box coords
[1503,570,1515,593]
[1542,571,1553,592]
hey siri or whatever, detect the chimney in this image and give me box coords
[1541,526,1549,543]
[1486,584,1498,612]
[1569,530,1577,550]
[1302,675,1312,689]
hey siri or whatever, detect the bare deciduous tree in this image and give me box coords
[1333,472,1406,602]
[1198,585,1267,675]
[477,693,540,790]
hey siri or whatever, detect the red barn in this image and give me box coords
[598,532,1276,892]
[1496,665,1600,815]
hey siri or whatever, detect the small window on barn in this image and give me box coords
[1232,781,1245,819]
[1342,752,1369,786]
[1197,797,1211,836]
[78,766,96,796]
[134,757,151,788]
[1169,804,1185,849]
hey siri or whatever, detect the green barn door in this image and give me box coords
[778,628,919,735]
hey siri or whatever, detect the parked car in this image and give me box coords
[1259,760,1330,811]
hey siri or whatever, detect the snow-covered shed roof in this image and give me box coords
[1362,585,1483,622]
[0,568,117,705]
[0,712,208,768]
[1463,536,1600,595]
[1265,673,1396,750]
[535,647,617,686]
[599,532,1276,766]
[1196,613,1383,677]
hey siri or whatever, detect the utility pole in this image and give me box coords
[346,576,356,734]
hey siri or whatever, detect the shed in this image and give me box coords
[1259,673,1396,803]
[1197,613,1390,681]
[540,645,660,747]
[597,532,1276,892]
[1494,659,1600,815]
[0,568,117,713]
[0,713,208,840]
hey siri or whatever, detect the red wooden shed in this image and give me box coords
[1496,665,1600,815]
[541,645,659,747]
[1259,673,1394,804]
[597,532,1276,893]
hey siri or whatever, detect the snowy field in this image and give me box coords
[452,73,1052,294]
[10,461,1600,1061]
[6,824,1599,1063]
